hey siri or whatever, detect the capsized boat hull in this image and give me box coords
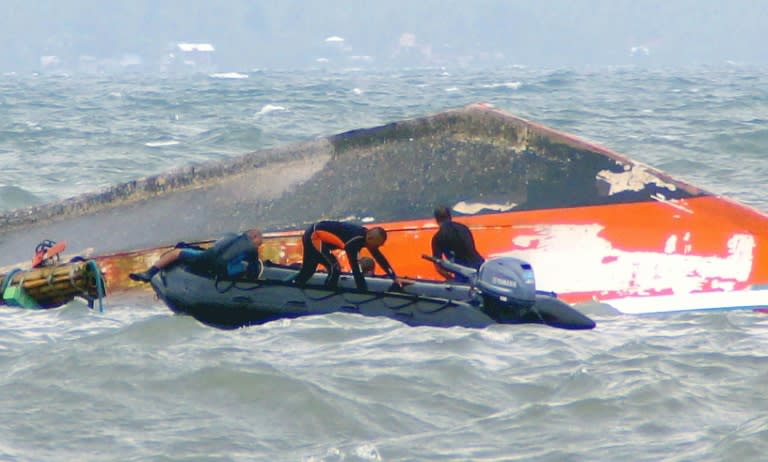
[3,103,768,315]
[149,263,596,330]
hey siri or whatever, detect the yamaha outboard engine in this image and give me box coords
[471,257,537,323]
[421,254,537,305]
[475,257,536,306]
[421,254,594,328]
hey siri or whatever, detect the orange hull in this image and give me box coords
[92,193,768,314]
[374,195,768,310]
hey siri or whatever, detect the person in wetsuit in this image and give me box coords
[431,206,485,283]
[129,228,263,282]
[291,220,401,291]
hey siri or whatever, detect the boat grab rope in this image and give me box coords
[87,260,106,313]
[338,289,458,314]
[212,260,267,294]
[67,260,106,312]
[214,278,237,293]
[412,299,457,314]
[347,291,420,311]
[213,278,263,294]
[0,268,22,293]
[302,288,345,302]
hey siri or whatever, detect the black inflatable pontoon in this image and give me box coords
[149,254,596,330]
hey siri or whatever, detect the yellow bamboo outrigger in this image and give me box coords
[1,241,107,311]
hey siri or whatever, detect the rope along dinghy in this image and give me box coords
[149,254,596,330]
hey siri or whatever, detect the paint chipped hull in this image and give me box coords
[375,195,768,313]
[4,103,768,314]
[90,192,768,315]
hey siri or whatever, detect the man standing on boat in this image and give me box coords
[431,205,485,282]
[291,220,401,291]
[129,228,263,282]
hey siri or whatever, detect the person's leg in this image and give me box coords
[321,248,341,288]
[292,233,322,285]
[129,248,183,282]
[155,249,184,268]
[176,249,211,275]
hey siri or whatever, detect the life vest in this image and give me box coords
[208,233,260,278]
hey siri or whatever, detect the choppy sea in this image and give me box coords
[1,66,767,461]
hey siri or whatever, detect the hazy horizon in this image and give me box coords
[1,0,767,73]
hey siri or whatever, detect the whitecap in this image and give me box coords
[145,140,180,147]
[209,72,249,79]
[353,444,382,461]
[256,104,287,115]
[482,81,522,90]
[479,328,516,345]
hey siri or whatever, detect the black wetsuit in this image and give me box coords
[293,221,396,290]
[431,220,485,282]
[183,232,261,279]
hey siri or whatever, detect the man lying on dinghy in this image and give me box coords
[129,229,263,283]
[291,220,404,291]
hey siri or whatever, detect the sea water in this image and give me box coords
[0,66,767,461]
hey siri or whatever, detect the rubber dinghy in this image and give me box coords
[149,255,596,330]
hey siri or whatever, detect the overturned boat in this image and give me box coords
[2,103,768,315]
[148,254,596,330]
[0,240,107,310]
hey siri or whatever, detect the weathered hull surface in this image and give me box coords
[3,103,768,314]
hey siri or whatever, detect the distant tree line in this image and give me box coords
[0,0,765,72]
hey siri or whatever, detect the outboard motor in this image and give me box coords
[473,257,539,323]
[421,254,594,328]
[475,257,536,307]
[422,254,538,318]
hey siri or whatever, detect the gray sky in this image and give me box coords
[1,0,766,72]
